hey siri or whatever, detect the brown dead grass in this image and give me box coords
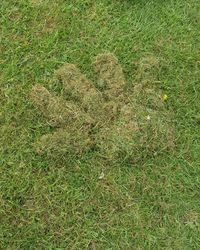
[92,53,125,99]
[30,53,174,162]
[30,0,49,7]
[34,129,93,156]
[56,63,93,98]
[96,102,174,162]
[30,85,92,127]
[56,63,104,119]
[0,88,6,104]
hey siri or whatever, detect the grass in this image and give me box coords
[1,0,200,249]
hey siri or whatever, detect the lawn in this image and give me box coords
[1,0,200,249]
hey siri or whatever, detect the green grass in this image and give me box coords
[1,0,200,249]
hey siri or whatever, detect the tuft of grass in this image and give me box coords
[92,53,125,97]
[1,0,200,249]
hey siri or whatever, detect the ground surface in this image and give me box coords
[1,0,200,249]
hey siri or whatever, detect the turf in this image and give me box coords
[1,0,200,249]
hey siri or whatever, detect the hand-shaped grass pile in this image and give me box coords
[30,53,174,163]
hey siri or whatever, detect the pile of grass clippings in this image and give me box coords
[30,53,174,163]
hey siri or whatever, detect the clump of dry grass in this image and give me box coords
[0,88,6,104]
[96,103,174,162]
[133,82,165,111]
[0,88,6,125]
[56,63,104,121]
[30,85,92,127]
[30,53,175,162]
[56,63,92,99]
[34,128,93,156]
[92,53,125,99]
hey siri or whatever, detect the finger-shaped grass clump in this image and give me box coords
[30,85,91,127]
[56,63,93,98]
[34,128,93,157]
[0,88,6,104]
[56,63,104,116]
[92,53,125,99]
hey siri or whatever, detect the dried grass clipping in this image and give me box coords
[30,53,175,163]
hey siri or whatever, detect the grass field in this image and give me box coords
[1,0,200,249]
